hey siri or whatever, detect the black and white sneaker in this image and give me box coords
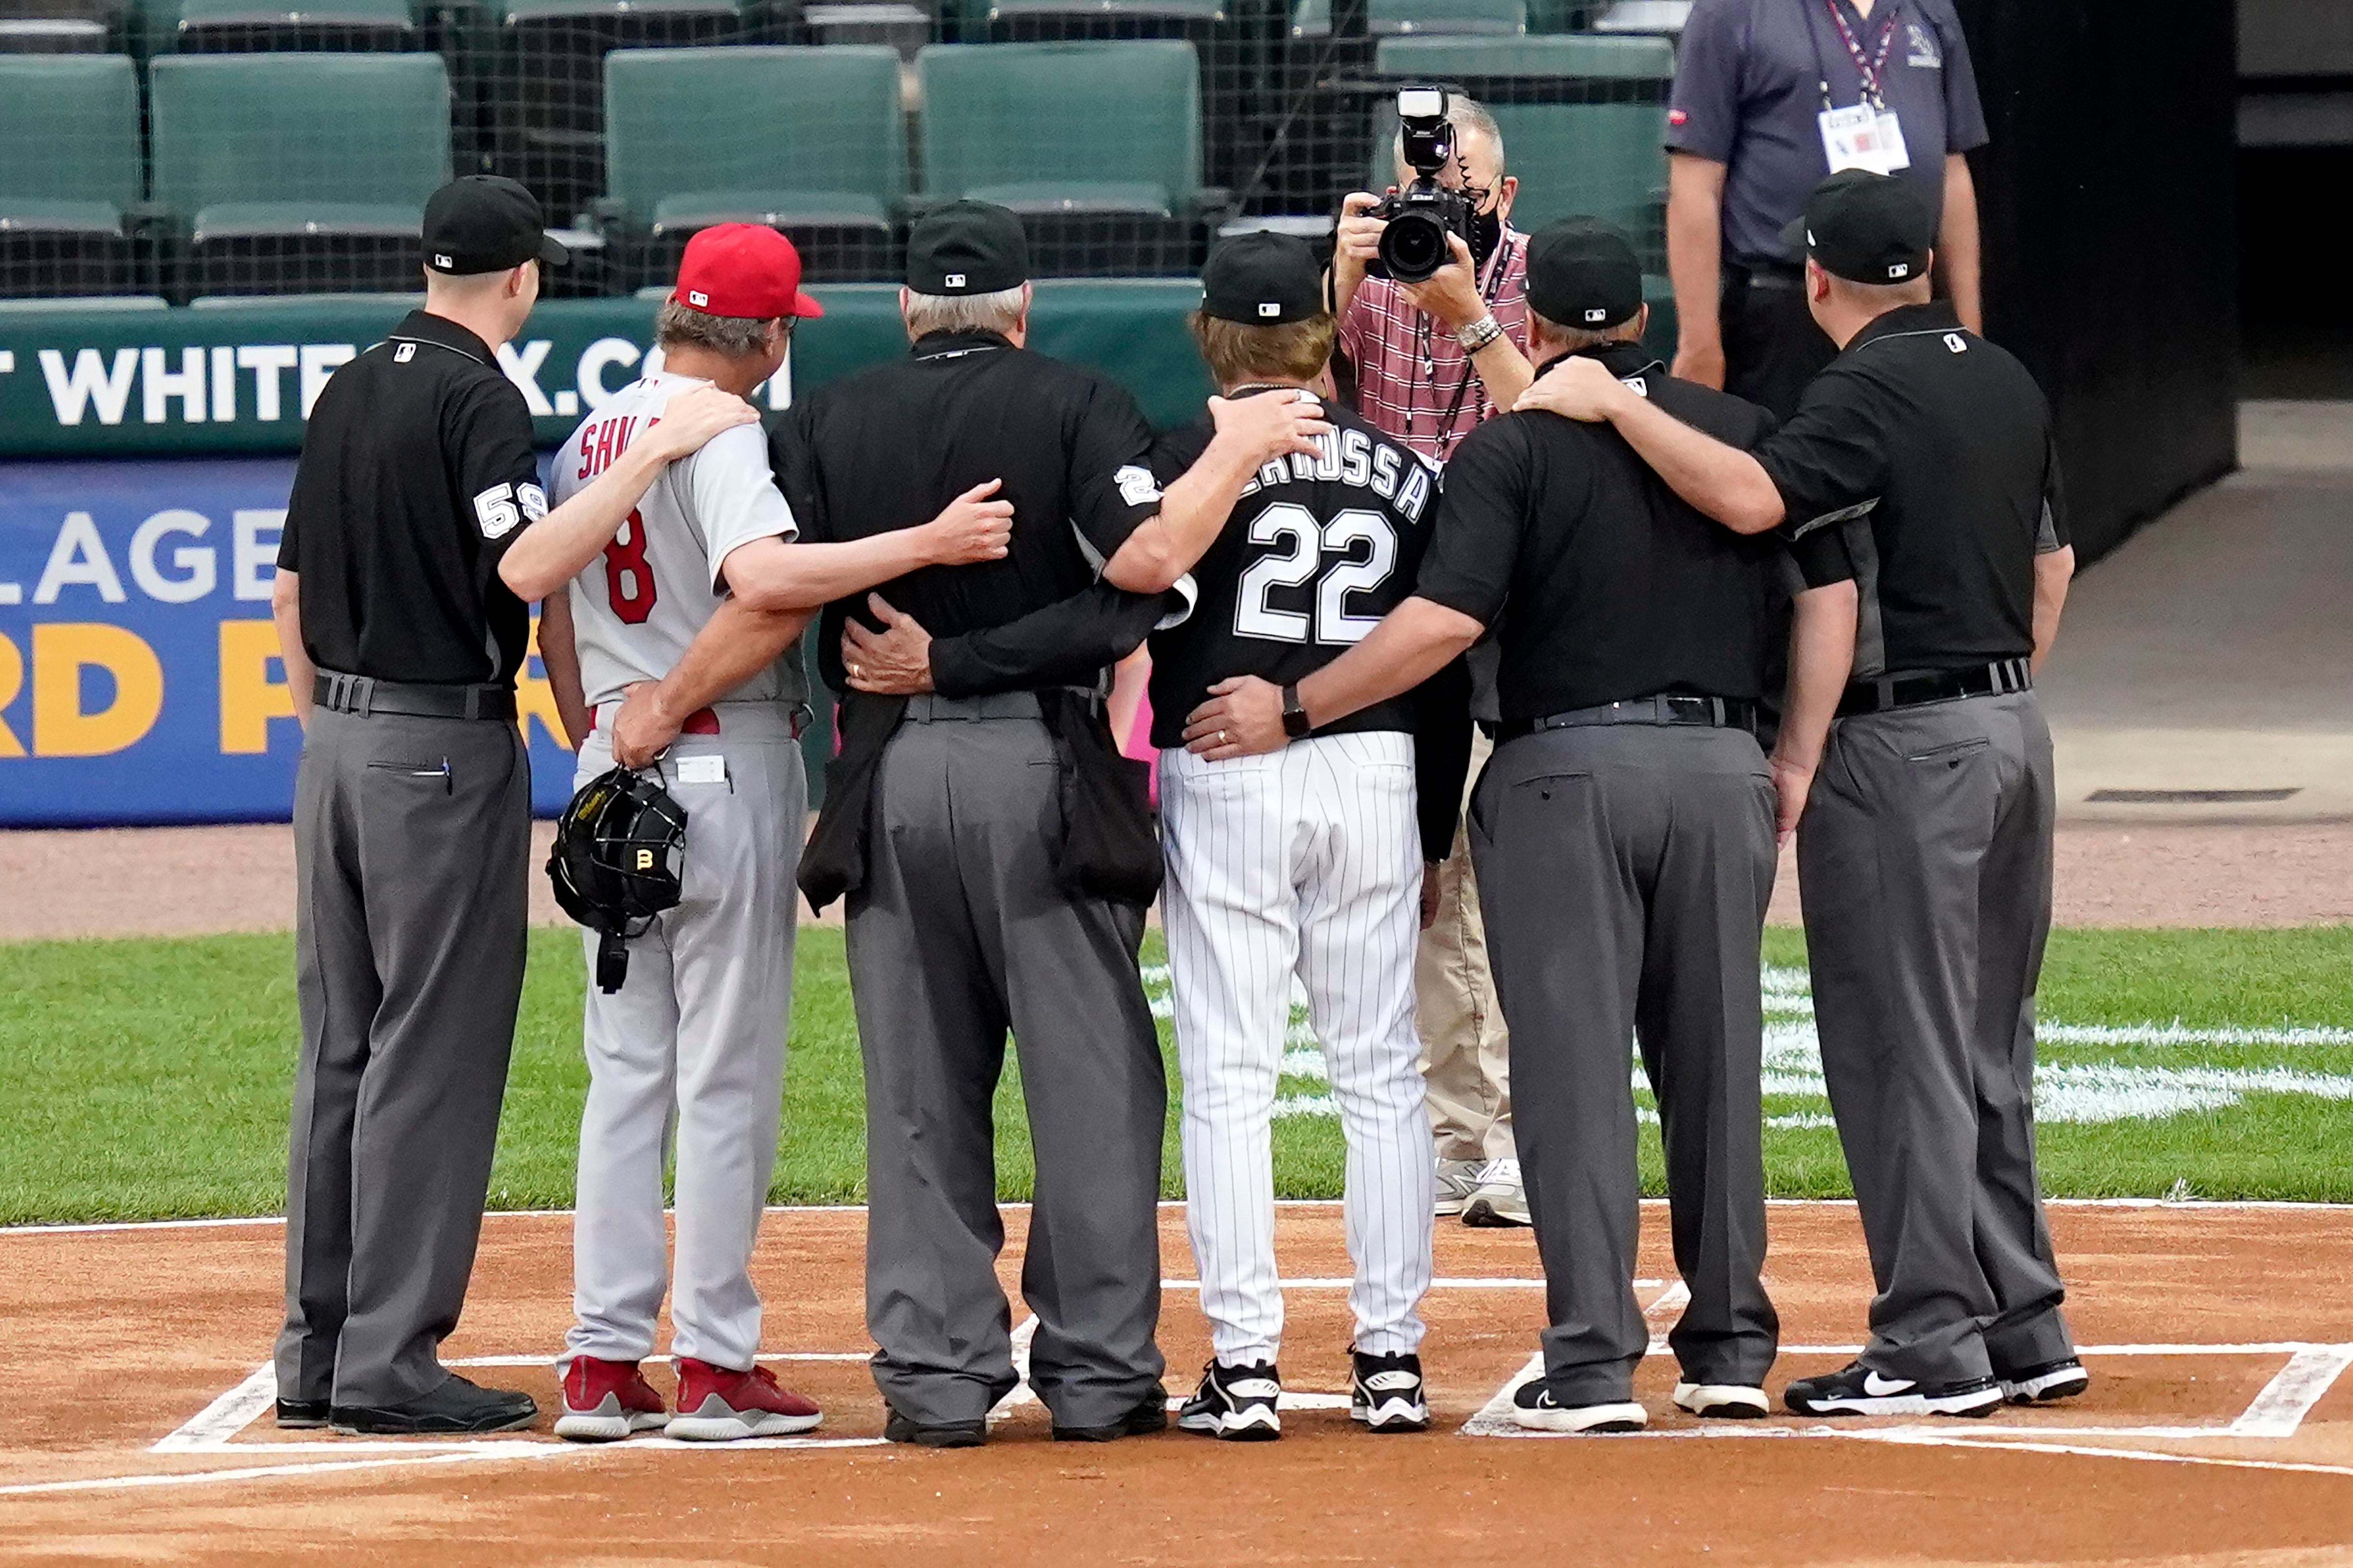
[1350,1350,1430,1433]
[1510,1379,1646,1434]
[1177,1360,1282,1441]
[1998,1357,2090,1405]
[1783,1361,2003,1418]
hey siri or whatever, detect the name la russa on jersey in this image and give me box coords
[1146,408,1439,750]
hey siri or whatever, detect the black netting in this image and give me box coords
[0,0,1683,302]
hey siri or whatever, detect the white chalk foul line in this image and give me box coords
[0,1444,568,1499]
[1850,1430,2353,1482]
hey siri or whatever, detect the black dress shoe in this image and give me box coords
[883,1408,986,1449]
[275,1398,331,1429]
[1053,1384,1171,1443]
[330,1374,538,1435]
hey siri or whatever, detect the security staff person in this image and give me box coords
[1186,217,1857,1434]
[270,174,755,1436]
[626,201,1329,1447]
[1523,171,2085,1418]
[1664,0,1988,418]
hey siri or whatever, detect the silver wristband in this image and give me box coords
[1455,313,1504,353]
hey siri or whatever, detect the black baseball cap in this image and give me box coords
[423,175,569,274]
[1524,217,1643,331]
[1782,169,1934,286]
[907,200,1029,296]
[1201,231,1324,325]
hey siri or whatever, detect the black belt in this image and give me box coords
[314,670,516,722]
[1727,260,1806,292]
[1499,693,1758,741]
[1838,658,2032,718]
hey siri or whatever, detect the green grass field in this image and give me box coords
[2,924,2350,1224]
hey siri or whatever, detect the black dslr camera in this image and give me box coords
[1365,85,1474,285]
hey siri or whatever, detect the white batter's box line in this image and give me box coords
[1459,1341,2353,1444]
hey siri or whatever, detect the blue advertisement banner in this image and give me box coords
[0,457,581,826]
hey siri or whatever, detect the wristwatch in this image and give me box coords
[1455,313,1504,353]
[1280,683,1311,740]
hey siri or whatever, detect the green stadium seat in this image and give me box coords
[603,44,903,282]
[0,54,142,293]
[916,40,1209,274]
[1373,31,1673,78]
[1490,100,1667,238]
[0,0,124,52]
[148,52,453,297]
[139,0,414,55]
[1291,0,1523,37]
[493,0,752,233]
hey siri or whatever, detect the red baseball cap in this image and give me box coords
[671,224,825,320]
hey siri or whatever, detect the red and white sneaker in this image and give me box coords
[667,1360,823,1441]
[553,1357,669,1443]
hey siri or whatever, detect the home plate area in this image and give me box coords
[19,1201,2353,1492]
[5,1199,2353,1568]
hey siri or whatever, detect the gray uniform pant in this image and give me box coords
[278,704,530,1408]
[1798,690,2075,1384]
[847,693,1166,1430]
[565,706,805,1373]
[1469,723,1780,1404]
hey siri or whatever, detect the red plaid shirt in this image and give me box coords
[1336,226,1531,467]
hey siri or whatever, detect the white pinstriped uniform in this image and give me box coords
[1159,730,1435,1364]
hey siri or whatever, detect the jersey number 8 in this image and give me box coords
[1234,502,1397,646]
[604,509,658,625]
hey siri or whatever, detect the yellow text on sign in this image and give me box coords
[22,623,166,756]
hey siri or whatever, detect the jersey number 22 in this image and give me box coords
[1234,502,1396,646]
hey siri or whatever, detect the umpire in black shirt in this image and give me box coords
[1189,218,1856,1433]
[745,202,1326,1446]
[271,175,756,1435]
[1525,171,2084,1419]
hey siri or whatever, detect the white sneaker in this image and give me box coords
[1462,1157,1530,1227]
[1672,1381,1771,1419]
[1435,1158,1486,1218]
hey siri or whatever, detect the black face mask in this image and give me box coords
[1467,205,1503,273]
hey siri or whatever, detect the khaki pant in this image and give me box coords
[1416,728,1513,1163]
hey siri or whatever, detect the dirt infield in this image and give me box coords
[5,818,2352,941]
[2,1202,2349,1566]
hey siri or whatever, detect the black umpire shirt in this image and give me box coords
[1415,343,1816,724]
[774,328,1165,690]
[277,310,546,688]
[1147,400,1470,861]
[1758,302,2069,677]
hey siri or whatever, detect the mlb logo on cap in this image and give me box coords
[1258,301,1280,318]
[433,253,454,269]
[945,272,967,290]
[1888,262,1910,278]
[1584,307,1607,323]
[687,290,709,307]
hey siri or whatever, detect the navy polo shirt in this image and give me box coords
[1666,0,1988,272]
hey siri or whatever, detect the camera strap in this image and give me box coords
[1410,231,1515,462]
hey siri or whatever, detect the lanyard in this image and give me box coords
[1818,0,1901,108]
[1404,232,1515,463]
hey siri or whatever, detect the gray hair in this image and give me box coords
[1395,93,1506,177]
[654,298,783,360]
[902,283,1028,339]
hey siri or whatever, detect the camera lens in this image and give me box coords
[1379,210,1450,285]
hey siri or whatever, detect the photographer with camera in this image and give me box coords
[1333,89,1534,464]
[1329,88,1528,1231]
